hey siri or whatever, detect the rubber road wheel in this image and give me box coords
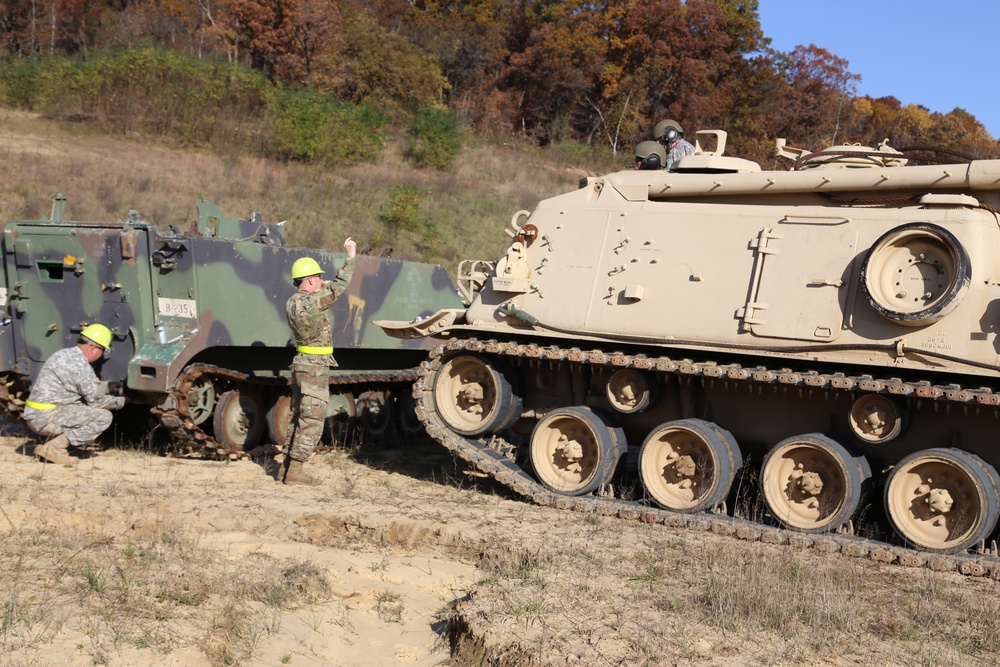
[432,353,523,437]
[186,375,215,426]
[358,390,393,442]
[884,448,1000,553]
[860,222,970,327]
[638,419,742,512]
[761,434,870,533]
[213,388,266,452]
[266,393,292,446]
[529,406,625,496]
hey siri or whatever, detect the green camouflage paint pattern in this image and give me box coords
[0,199,463,399]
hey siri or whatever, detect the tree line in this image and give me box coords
[1,0,994,166]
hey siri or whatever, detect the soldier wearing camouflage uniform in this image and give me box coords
[281,238,357,485]
[23,323,126,465]
[653,119,696,171]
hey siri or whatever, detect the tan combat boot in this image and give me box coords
[35,434,79,466]
[281,458,321,486]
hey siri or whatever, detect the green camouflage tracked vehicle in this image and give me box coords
[377,131,1000,558]
[0,197,463,454]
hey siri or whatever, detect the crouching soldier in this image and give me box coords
[23,323,126,465]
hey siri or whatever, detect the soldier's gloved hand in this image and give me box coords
[119,395,132,407]
[108,380,125,396]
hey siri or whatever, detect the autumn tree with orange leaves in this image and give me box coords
[224,0,340,85]
[0,0,993,160]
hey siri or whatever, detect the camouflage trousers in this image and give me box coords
[285,363,328,462]
[24,404,114,447]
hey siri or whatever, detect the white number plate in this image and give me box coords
[158,297,197,319]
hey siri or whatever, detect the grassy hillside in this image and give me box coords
[0,110,620,270]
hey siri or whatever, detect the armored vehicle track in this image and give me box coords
[413,338,1000,576]
[151,364,422,457]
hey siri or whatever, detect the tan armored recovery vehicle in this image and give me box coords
[379,131,1000,555]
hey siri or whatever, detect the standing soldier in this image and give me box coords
[281,238,357,485]
[23,323,127,465]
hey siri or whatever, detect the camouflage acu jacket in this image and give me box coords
[23,345,124,417]
[665,138,696,171]
[286,257,355,367]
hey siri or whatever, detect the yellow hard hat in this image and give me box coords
[291,257,324,281]
[80,323,112,350]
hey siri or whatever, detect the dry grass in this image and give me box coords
[0,511,334,667]
[0,110,620,269]
[457,516,1000,667]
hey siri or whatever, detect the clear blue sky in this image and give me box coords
[757,0,1000,139]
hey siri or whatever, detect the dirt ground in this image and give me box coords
[1,421,482,667]
[2,417,999,667]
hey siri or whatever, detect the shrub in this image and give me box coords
[0,56,44,108]
[380,184,427,233]
[4,48,271,149]
[405,106,461,170]
[265,87,387,165]
[0,49,388,166]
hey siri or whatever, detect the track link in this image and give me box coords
[412,338,1000,578]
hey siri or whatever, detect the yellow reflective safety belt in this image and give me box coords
[26,400,56,411]
[296,345,334,354]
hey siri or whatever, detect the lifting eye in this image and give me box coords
[515,223,539,247]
